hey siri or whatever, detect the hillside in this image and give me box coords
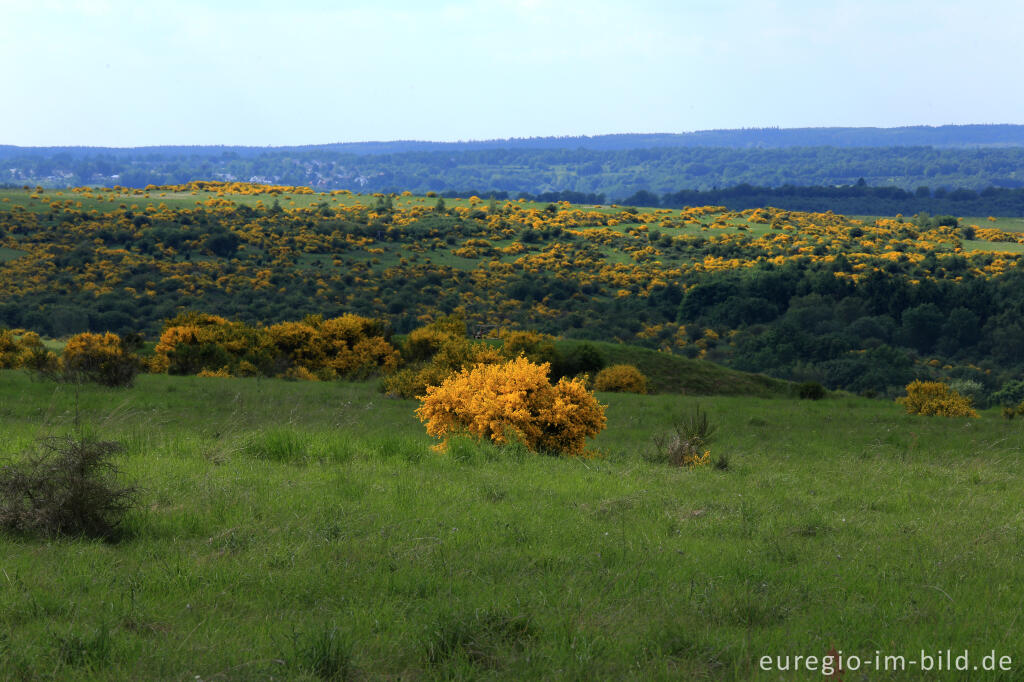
[4,182,1024,401]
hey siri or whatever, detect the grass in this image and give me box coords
[560,339,794,397]
[1,370,1022,679]
[962,239,1024,254]
[0,247,26,263]
[961,216,1024,233]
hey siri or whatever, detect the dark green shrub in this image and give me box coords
[551,343,604,380]
[0,436,138,540]
[797,381,826,400]
[992,380,1024,408]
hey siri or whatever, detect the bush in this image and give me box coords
[60,332,141,387]
[897,380,979,417]
[498,329,558,365]
[1002,402,1024,420]
[0,329,58,372]
[416,356,606,456]
[550,343,604,380]
[0,436,138,539]
[646,406,716,468]
[16,332,58,373]
[797,381,826,400]
[991,379,1024,408]
[594,364,647,393]
[0,329,20,368]
[948,378,985,408]
[384,317,505,399]
[152,312,398,380]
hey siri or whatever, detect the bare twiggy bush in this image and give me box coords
[0,435,138,540]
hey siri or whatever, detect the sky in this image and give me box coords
[2,0,1022,147]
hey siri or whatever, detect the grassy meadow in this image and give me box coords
[1,370,1022,680]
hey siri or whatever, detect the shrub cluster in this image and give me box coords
[897,380,979,417]
[593,364,647,393]
[0,328,139,386]
[152,312,399,380]
[383,316,505,398]
[416,356,606,456]
[0,329,58,372]
[382,319,574,399]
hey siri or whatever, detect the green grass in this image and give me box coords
[1,370,1022,679]
[0,246,26,263]
[961,216,1024,233]
[560,339,794,397]
[962,239,1024,254]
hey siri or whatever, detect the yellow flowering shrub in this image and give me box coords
[498,329,558,364]
[593,364,648,393]
[897,380,979,417]
[16,332,58,372]
[384,341,504,399]
[196,367,232,378]
[384,316,504,398]
[61,332,140,387]
[416,356,606,456]
[0,330,20,369]
[152,312,397,379]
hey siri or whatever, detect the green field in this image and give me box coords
[1,371,1022,680]
[0,247,26,263]
[962,216,1024,233]
[962,239,1024,254]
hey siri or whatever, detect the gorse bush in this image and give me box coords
[416,356,606,456]
[1000,400,1024,419]
[60,332,141,387]
[897,380,979,418]
[152,312,398,380]
[383,317,558,399]
[0,435,138,540]
[593,364,647,393]
[0,329,58,372]
[0,329,20,368]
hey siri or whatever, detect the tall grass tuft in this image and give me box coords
[646,405,716,468]
[288,626,355,680]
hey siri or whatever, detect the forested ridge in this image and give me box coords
[5,125,1024,201]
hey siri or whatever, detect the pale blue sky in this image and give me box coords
[2,0,1021,146]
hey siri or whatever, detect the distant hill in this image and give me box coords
[4,125,1024,198]
[4,125,1024,158]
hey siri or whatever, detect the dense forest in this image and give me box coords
[4,183,1024,405]
[4,126,1024,202]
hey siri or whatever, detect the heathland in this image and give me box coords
[2,177,1024,679]
[4,183,1024,401]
